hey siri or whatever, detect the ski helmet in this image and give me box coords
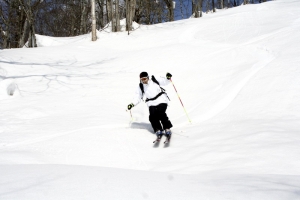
[140,72,148,78]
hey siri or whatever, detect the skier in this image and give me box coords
[127,72,173,142]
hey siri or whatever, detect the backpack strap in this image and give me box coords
[151,75,170,101]
[139,82,144,100]
[139,75,170,102]
[151,75,159,85]
[145,92,165,102]
[139,76,156,96]
[139,82,144,94]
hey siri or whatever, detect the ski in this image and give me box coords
[153,138,160,143]
[153,132,172,144]
[164,134,171,144]
[153,134,163,143]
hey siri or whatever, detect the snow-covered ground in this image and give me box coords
[1,0,300,199]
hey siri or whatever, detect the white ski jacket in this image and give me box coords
[132,75,171,107]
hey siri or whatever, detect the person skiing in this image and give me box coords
[127,72,173,141]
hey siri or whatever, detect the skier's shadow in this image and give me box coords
[130,122,153,134]
[153,141,160,148]
[130,122,170,148]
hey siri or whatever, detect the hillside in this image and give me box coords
[0,0,300,199]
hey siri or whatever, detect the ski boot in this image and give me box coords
[164,129,172,144]
[153,130,163,143]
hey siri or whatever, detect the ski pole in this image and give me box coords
[126,109,133,121]
[129,110,133,120]
[170,79,192,123]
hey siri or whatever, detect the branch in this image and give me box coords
[18,0,31,23]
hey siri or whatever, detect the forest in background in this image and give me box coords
[0,0,270,49]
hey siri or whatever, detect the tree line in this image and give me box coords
[0,0,270,49]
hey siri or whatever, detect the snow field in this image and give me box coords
[0,0,300,199]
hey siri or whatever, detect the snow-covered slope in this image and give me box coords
[1,0,300,199]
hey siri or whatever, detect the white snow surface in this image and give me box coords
[1,0,300,199]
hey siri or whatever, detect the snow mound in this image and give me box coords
[100,18,140,32]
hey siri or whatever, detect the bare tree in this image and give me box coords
[212,0,216,12]
[0,0,43,48]
[218,0,224,9]
[223,0,229,8]
[0,0,26,48]
[18,0,38,47]
[163,0,174,21]
[107,0,120,32]
[0,0,274,49]
[115,0,120,31]
[96,0,105,29]
[126,0,136,32]
[134,0,166,24]
[91,0,97,41]
[80,0,89,34]
[192,0,203,18]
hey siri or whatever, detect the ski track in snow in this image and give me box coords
[195,54,275,122]
[0,124,125,150]
[177,16,277,123]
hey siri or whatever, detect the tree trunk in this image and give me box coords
[223,0,227,8]
[0,27,9,49]
[28,25,37,48]
[18,0,39,48]
[233,0,237,7]
[219,0,224,9]
[19,19,29,47]
[70,15,75,36]
[206,0,210,13]
[163,0,174,21]
[193,0,203,18]
[80,0,88,34]
[199,0,203,17]
[107,0,112,22]
[115,0,120,31]
[192,0,197,17]
[111,0,116,32]
[126,0,130,31]
[97,0,105,29]
[157,1,163,23]
[91,0,97,41]
[107,0,119,32]
[126,0,136,32]
[146,0,151,24]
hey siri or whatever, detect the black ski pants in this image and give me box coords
[149,103,172,133]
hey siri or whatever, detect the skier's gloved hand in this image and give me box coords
[127,103,134,110]
[166,72,172,80]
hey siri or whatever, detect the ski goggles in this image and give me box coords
[140,77,148,81]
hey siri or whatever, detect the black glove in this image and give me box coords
[127,103,134,110]
[166,72,172,80]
